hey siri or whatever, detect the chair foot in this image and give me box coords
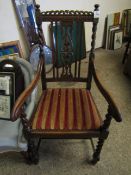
[26,153,39,165]
[90,156,100,165]
[26,138,39,165]
[87,157,99,165]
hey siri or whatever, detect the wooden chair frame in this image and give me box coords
[11,4,122,165]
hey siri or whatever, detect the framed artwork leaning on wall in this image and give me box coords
[0,72,15,120]
[0,40,23,59]
[12,0,38,47]
[113,30,123,50]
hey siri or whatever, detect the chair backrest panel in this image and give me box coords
[49,21,86,80]
[35,4,99,87]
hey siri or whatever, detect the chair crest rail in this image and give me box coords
[40,10,94,22]
[35,4,99,23]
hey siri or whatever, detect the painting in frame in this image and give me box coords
[0,72,15,120]
[0,40,23,59]
[113,30,123,50]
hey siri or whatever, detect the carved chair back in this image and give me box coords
[35,5,99,89]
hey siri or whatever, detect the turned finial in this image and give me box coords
[94,4,100,19]
[94,4,99,11]
[35,4,40,12]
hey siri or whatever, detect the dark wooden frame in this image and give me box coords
[11,4,122,165]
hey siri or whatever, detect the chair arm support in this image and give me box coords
[92,61,122,122]
[11,57,44,122]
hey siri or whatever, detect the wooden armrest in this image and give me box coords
[92,61,122,122]
[11,57,44,122]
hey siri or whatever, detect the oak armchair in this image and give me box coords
[11,4,122,165]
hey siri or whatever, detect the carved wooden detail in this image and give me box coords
[87,20,98,90]
[41,10,93,16]
[21,113,39,164]
[60,22,73,79]
[91,137,105,164]
[21,112,31,134]
[35,5,98,23]
[101,106,112,131]
[35,4,100,82]
[91,106,112,164]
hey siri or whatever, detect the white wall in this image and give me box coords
[36,0,131,50]
[0,0,29,58]
[0,0,131,55]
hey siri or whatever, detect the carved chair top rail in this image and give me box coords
[42,10,93,16]
[38,10,96,22]
[35,4,100,23]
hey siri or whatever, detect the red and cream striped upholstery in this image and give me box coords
[32,88,102,131]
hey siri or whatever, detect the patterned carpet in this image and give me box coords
[0,48,131,175]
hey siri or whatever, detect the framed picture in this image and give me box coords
[0,72,15,120]
[106,12,121,49]
[108,25,120,49]
[113,30,123,50]
[12,0,38,47]
[0,40,23,59]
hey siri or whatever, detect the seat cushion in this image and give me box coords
[32,88,102,131]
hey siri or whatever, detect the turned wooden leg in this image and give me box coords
[91,137,105,165]
[36,138,42,151]
[26,138,39,165]
[90,107,112,165]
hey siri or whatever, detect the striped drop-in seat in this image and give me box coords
[32,88,102,131]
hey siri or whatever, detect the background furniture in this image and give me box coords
[121,9,131,42]
[0,58,37,152]
[122,24,131,64]
[11,4,122,165]
[124,49,131,78]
